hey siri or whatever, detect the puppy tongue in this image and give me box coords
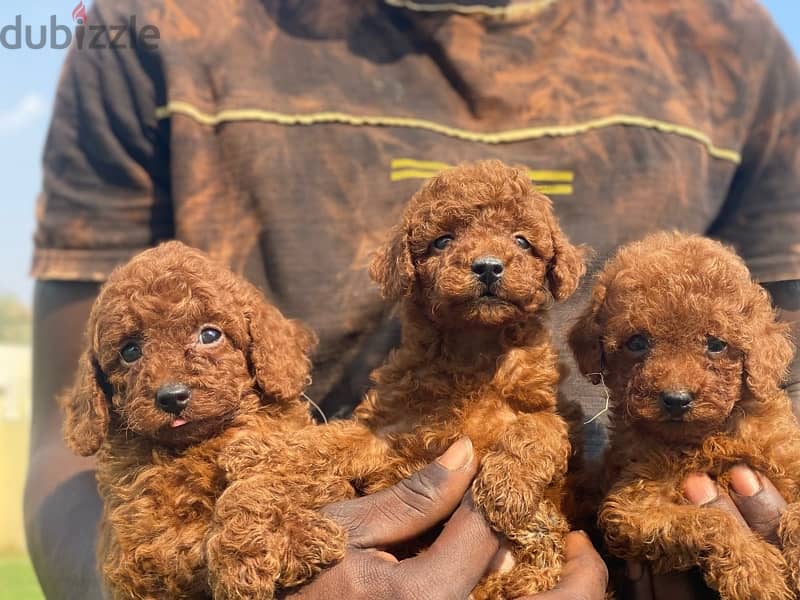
[170,418,188,428]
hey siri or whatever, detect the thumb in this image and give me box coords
[322,437,477,548]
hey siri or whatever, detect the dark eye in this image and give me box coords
[515,236,531,250]
[120,342,142,363]
[432,235,454,251]
[199,327,223,345]
[624,334,650,354]
[706,336,728,354]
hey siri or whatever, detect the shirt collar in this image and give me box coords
[382,0,558,20]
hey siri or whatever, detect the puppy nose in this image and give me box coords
[155,383,191,415]
[660,390,694,417]
[471,256,504,286]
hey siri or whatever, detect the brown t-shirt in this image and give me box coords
[33,0,800,453]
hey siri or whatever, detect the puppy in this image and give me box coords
[569,232,800,600]
[210,160,586,599]
[60,241,316,600]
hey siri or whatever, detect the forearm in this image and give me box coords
[27,281,104,599]
[24,445,103,600]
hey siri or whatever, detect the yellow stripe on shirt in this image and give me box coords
[535,184,573,195]
[390,161,574,195]
[155,101,742,165]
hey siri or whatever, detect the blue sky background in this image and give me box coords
[0,1,798,306]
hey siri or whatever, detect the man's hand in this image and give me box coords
[622,465,788,600]
[285,438,500,599]
[287,438,608,600]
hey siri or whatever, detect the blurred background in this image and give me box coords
[0,1,798,597]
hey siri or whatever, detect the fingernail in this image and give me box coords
[626,561,644,581]
[437,437,473,470]
[683,472,718,505]
[574,529,590,540]
[488,541,516,575]
[729,464,762,497]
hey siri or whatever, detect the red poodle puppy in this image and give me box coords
[59,241,316,599]
[209,160,586,599]
[569,232,800,600]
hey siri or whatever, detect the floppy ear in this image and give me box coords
[743,296,795,402]
[59,349,110,456]
[547,225,586,301]
[539,198,586,301]
[567,286,606,385]
[369,226,415,301]
[246,298,317,404]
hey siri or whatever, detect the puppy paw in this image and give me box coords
[705,538,792,600]
[470,498,566,600]
[472,460,544,534]
[472,557,562,599]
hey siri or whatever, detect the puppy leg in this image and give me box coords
[472,497,569,600]
[601,482,793,600]
[207,474,352,599]
[209,422,389,598]
[471,412,571,596]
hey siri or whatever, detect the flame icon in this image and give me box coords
[72,0,88,25]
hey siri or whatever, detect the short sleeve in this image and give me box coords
[709,12,800,283]
[31,0,172,282]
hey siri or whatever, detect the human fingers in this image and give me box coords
[398,493,501,598]
[322,437,478,549]
[683,472,747,528]
[728,465,787,545]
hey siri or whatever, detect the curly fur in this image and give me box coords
[209,160,586,599]
[568,232,800,600]
[59,241,316,599]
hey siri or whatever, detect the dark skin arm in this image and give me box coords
[24,281,103,600]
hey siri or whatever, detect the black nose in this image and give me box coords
[471,256,504,287]
[155,383,191,415]
[660,390,694,417]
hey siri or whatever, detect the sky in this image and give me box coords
[0,1,798,306]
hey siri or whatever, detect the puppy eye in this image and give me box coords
[514,236,531,250]
[120,342,142,363]
[199,327,223,345]
[706,336,728,354]
[432,235,454,251]
[624,334,650,355]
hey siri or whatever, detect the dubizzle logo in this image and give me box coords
[72,1,88,26]
[0,2,160,50]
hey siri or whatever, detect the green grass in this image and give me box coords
[0,555,44,600]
